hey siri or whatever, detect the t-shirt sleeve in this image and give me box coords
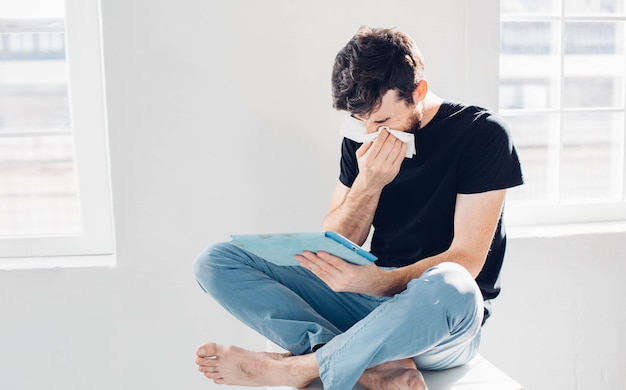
[338,138,360,188]
[457,113,524,194]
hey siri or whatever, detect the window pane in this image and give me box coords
[500,78,557,109]
[0,1,82,237]
[565,22,622,54]
[501,22,558,55]
[0,84,69,134]
[563,76,623,108]
[501,0,560,14]
[503,114,560,203]
[0,32,65,61]
[500,21,561,109]
[0,136,81,236]
[561,112,624,202]
[0,33,69,134]
[564,22,625,108]
[565,0,625,14]
[0,1,64,19]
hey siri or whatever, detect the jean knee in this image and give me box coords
[410,262,483,330]
[192,241,241,295]
[420,262,479,295]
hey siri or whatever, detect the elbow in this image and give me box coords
[467,260,486,279]
[467,255,487,279]
[447,247,487,279]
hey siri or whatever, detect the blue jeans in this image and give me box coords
[193,242,483,390]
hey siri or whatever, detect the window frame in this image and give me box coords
[0,0,115,265]
[500,4,626,227]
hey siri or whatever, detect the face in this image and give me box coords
[352,89,422,134]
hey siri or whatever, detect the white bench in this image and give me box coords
[296,355,523,390]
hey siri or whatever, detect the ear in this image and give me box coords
[412,80,428,103]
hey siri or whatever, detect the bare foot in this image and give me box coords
[359,358,428,390]
[195,342,318,388]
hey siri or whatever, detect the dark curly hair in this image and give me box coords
[331,26,425,117]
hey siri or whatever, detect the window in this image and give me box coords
[501,0,626,225]
[0,0,114,267]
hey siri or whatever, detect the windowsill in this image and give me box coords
[0,253,116,271]
[508,220,626,239]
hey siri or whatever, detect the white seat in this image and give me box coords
[295,355,523,390]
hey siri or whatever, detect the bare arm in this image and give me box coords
[322,181,379,246]
[375,189,508,295]
[322,130,407,245]
[300,188,507,296]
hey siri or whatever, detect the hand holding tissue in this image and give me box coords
[340,117,417,159]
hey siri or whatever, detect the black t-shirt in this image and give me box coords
[338,101,524,307]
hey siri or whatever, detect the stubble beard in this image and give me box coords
[407,110,422,134]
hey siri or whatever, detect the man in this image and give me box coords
[193,26,523,390]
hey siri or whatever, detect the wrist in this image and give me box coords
[351,175,385,198]
[372,267,400,297]
[379,267,412,296]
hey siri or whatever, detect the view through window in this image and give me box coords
[501,0,626,223]
[0,0,82,237]
[1,0,114,265]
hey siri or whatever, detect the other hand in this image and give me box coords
[295,250,388,296]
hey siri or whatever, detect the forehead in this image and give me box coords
[369,90,408,118]
[353,90,406,121]
[378,90,404,110]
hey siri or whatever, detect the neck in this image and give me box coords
[417,91,443,129]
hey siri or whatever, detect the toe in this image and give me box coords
[196,355,214,366]
[196,342,218,357]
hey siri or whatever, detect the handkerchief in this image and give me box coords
[340,117,416,158]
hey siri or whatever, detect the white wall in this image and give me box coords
[480,230,626,389]
[0,1,623,389]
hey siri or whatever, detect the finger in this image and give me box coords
[360,130,389,160]
[356,141,374,158]
[316,251,347,270]
[379,135,405,162]
[392,142,408,165]
[371,129,391,155]
[295,251,325,272]
[380,135,407,168]
[302,250,339,271]
[298,250,320,262]
[368,129,402,161]
[310,251,347,275]
[298,251,345,284]
[294,253,313,269]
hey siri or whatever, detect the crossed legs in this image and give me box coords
[193,242,482,390]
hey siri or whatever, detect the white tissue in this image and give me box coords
[340,117,416,158]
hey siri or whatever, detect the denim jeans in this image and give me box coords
[193,242,483,390]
